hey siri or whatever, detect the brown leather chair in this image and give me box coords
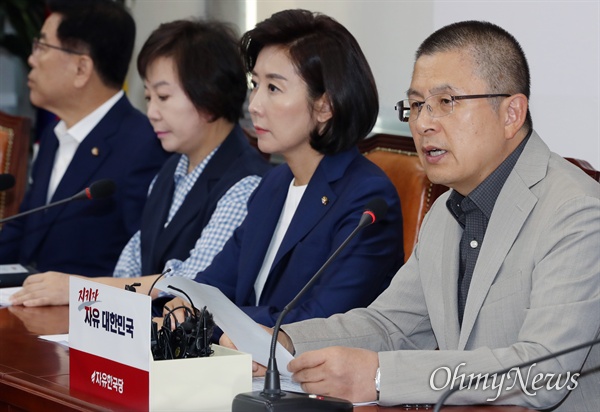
[360,134,599,262]
[0,111,31,224]
[359,133,449,262]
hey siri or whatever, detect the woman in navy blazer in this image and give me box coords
[162,9,403,331]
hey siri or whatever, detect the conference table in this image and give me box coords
[0,305,536,412]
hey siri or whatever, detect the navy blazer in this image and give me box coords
[195,147,404,327]
[0,95,170,276]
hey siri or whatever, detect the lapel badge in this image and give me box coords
[321,196,329,205]
[91,147,100,156]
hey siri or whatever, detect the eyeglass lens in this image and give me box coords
[396,94,455,123]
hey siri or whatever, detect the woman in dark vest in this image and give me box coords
[10,19,270,306]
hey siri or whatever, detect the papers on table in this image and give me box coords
[39,334,69,347]
[0,287,20,307]
[252,375,303,392]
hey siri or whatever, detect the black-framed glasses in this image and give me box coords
[32,37,85,56]
[395,93,511,122]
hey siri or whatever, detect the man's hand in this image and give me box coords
[288,347,379,403]
[10,272,75,307]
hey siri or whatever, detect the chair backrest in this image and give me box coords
[565,157,600,183]
[0,111,31,223]
[358,133,449,262]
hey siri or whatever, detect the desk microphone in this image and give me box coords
[232,197,389,412]
[0,179,116,224]
[433,336,600,412]
[0,174,15,191]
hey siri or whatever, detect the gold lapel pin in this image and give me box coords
[91,147,99,156]
[321,196,329,205]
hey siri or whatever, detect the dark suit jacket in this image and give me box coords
[0,95,170,276]
[140,124,271,275]
[195,147,404,328]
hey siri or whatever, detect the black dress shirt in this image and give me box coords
[447,131,531,326]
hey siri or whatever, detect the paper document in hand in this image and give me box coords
[156,277,294,376]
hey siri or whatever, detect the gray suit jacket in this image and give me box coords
[285,131,600,411]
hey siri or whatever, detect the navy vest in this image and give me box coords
[139,125,270,275]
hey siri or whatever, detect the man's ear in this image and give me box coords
[314,93,333,123]
[73,54,94,88]
[503,93,528,139]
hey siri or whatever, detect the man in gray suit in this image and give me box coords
[234,21,599,411]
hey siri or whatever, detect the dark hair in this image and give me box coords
[241,9,379,155]
[137,19,247,123]
[416,20,532,131]
[47,0,135,89]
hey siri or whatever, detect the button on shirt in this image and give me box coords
[47,91,124,203]
[447,131,530,326]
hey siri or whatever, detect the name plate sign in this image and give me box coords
[69,277,151,410]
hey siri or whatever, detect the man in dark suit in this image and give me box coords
[0,0,169,276]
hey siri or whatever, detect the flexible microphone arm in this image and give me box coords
[433,336,600,412]
[263,201,386,397]
[232,197,388,412]
[261,197,388,399]
[0,179,116,224]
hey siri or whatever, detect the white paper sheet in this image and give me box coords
[156,277,294,376]
[252,375,303,392]
[39,334,69,347]
[0,287,20,307]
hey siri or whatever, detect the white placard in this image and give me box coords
[69,277,151,371]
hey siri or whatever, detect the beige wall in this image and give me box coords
[126,0,599,168]
[125,0,208,110]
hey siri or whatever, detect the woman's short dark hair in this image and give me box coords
[48,0,135,90]
[241,9,379,155]
[137,19,247,123]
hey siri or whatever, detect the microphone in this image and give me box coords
[232,197,388,412]
[0,174,15,191]
[433,336,600,412]
[70,179,116,201]
[0,179,116,224]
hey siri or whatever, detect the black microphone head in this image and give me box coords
[364,197,388,223]
[88,179,116,199]
[0,174,15,191]
[72,179,116,201]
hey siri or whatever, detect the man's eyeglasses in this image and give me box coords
[395,93,510,122]
[32,38,85,56]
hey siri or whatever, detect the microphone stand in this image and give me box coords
[232,198,386,411]
[264,213,373,398]
[0,179,115,224]
[0,196,75,224]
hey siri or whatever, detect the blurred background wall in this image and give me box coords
[1,0,597,167]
